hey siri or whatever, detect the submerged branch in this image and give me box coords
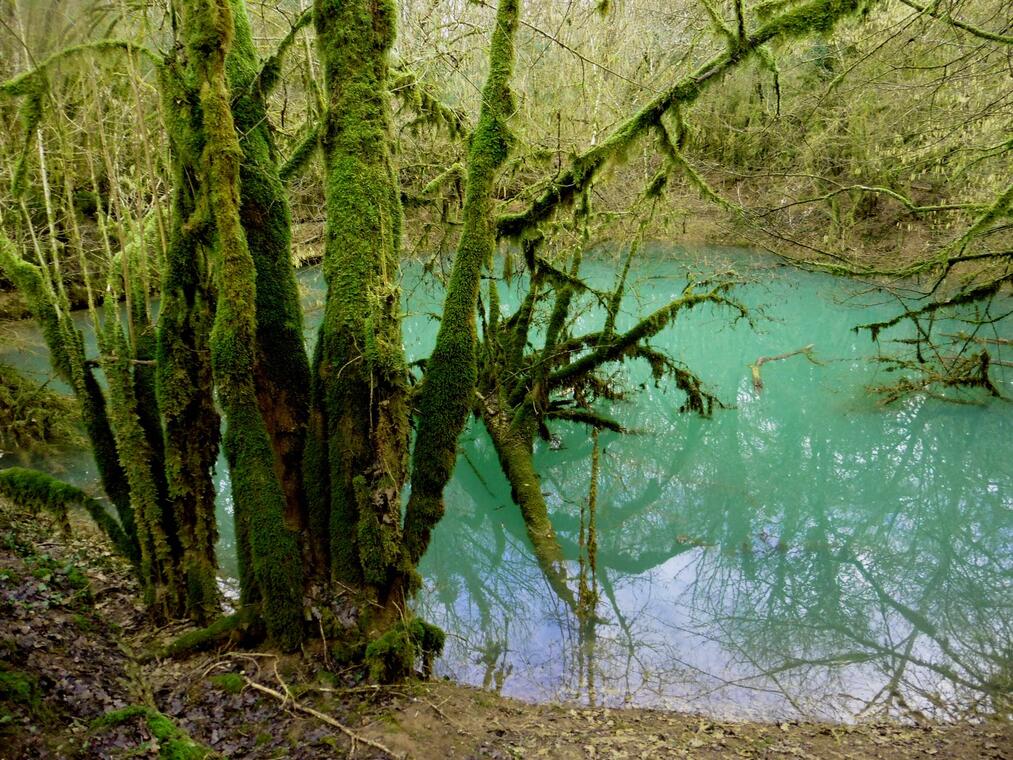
[748,344,817,392]
[545,407,626,433]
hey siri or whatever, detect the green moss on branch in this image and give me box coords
[496,0,872,239]
[279,119,321,182]
[404,0,522,567]
[0,467,137,563]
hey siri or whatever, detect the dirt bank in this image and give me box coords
[1,497,1009,759]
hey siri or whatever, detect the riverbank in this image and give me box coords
[0,203,953,323]
[1,497,1009,759]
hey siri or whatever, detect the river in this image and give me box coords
[2,245,1010,721]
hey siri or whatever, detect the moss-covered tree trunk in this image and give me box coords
[403,0,522,565]
[156,57,223,623]
[311,0,411,619]
[227,0,312,546]
[178,0,304,651]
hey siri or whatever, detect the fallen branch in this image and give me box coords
[748,344,816,392]
[243,678,406,759]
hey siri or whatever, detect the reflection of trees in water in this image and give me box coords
[418,360,1012,718]
[659,389,1010,719]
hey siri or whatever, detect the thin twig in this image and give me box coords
[422,696,471,736]
[243,678,407,759]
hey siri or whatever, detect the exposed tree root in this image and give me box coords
[160,607,263,659]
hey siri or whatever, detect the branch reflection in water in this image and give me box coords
[411,249,1012,721]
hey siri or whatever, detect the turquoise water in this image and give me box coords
[2,247,1010,720]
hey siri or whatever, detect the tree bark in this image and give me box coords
[312,0,410,612]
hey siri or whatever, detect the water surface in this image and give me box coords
[3,246,1010,720]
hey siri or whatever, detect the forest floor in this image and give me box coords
[1,497,1010,759]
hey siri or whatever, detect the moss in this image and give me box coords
[312,0,411,600]
[0,467,69,533]
[93,705,214,759]
[354,478,398,587]
[897,0,1013,44]
[177,0,305,650]
[363,618,445,683]
[162,607,261,658]
[0,467,136,563]
[331,638,366,667]
[279,121,321,182]
[404,0,521,567]
[0,230,137,550]
[72,613,94,631]
[252,7,313,95]
[123,250,171,539]
[0,668,39,713]
[760,0,865,39]
[155,103,222,626]
[209,673,245,694]
[0,41,159,98]
[390,65,470,139]
[228,0,311,540]
[63,563,89,590]
[9,73,44,199]
[98,306,182,617]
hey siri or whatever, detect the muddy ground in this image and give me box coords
[1,497,1010,759]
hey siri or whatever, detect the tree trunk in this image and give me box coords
[227,0,313,544]
[312,0,411,612]
[404,0,522,566]
[156,43,224,625]
[179,0,304,651]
